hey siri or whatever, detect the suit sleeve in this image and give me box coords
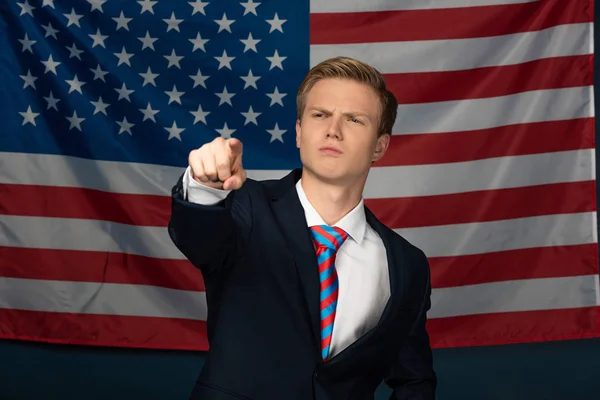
[385,250,437,400]
[167,168,252,275]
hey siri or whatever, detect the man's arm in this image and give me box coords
[384,251,437,400]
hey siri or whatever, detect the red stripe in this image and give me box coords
[0,308,209,351]
[321,287,338,311]
[366,181,596,229]
[321,311,336,330]
[428,306,600,349]
[320,267,337,290]
[385,55,592,105]
[310,0,590,44]
[312,226,342,249]
[0,247,205,291]
[376,118,594,167]
[318,257,334,274]
[0,184,170,227]
[321,332,333,350]
[429,244,598,289]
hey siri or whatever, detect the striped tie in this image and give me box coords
[309,225,348,362]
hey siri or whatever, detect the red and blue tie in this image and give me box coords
[309,225,348,362]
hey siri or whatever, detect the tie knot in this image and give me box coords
[309,225,348,251]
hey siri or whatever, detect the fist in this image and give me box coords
[188,137,246,190]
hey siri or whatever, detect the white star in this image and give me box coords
[266,13,286,33]
[165,85,184,105]
[266,50,286,70]
[113,11,132,31]
[214,50,235,70]
[190,104,210,125]
[87,0,107,12]
[90,64,109,82]
[240,0,260,16]
[42,0,55,8]
[115,83,134,101]
[19,69,37,89]
[216,122,236,139]
[66,110,85,131]
[66,43,83,60]
[89,28,108,48]
[41,54,61,75]
[17,1,35,17]
[43,91,60,111]
[163,12,183,32]
[138,0,157,14]
[139,103,159,122]
[114,47,134,66]
[19,106,39,126]
[165,121,185,141]
[240,32,260,53]
[18,33,36,53]
[266,87,286,106]
[241,106,261,126]
[42,23,58,39]
[116,117,135,135]
[267,123,286,143]
[189,32,209,52]
[65,74,85,94]
[189,0,209,15]
[139,67,159,86]
[189,69,209,88]
[63,8,83,28]
[214,13,235,33]
[90,96,110,115]
[240,70,260,89]
[215,87,235,106]
[138,31,158,50]
[164,49,184,69]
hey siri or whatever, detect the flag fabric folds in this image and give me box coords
[0,0,598,351]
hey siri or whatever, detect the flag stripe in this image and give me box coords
[377,118,594,166]
[310,0,538,13]
[392,86,592,135]
[367,181,596,229]
[0,277,207,320]
[0,308,209,351]
[430,244,598,289]
[0,247,204,291]
[3,149,594,199]
[396,212,596,258]
[386,55,592,105]
[429,274,599,319]
[310,0,589,44]
[427,306,600,348]
[310,23,591,73]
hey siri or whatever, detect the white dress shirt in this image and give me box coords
[182,167,390,357]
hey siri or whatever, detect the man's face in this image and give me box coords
[296,78,390,185]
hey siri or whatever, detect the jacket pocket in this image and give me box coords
[191,381,253,400]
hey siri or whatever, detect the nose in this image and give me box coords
[326,115,342,140]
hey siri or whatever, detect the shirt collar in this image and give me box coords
[295,179,366,244]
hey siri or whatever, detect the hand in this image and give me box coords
[188,137,246,190]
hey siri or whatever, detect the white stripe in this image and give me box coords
[396,212,596,258]
[429,275,600,319]
[0,215,186,260]
[1,149,594,199]
[310,23,591,73]
[311,0,537,13]
[392,86,592,135]
[0,277,207,320]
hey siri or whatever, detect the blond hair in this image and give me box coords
[296,56,397,137]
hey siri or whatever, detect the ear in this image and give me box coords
[295,119,301,149]
[372,133,390,163]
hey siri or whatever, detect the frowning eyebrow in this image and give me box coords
[308,106,372,120]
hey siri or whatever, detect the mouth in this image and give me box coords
[319,146,343,156]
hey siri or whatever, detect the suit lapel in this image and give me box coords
[269,169,323,357]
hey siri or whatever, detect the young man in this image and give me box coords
[168,56,437,400]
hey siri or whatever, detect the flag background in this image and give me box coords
[2,1,598,396]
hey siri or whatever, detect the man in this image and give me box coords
[168,56,437,400]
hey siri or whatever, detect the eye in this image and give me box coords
[313,113,325,118]
[349,117,363,124]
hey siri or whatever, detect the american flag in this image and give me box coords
[0,0,598,351]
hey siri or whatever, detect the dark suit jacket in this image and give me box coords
[168,168,437,400]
